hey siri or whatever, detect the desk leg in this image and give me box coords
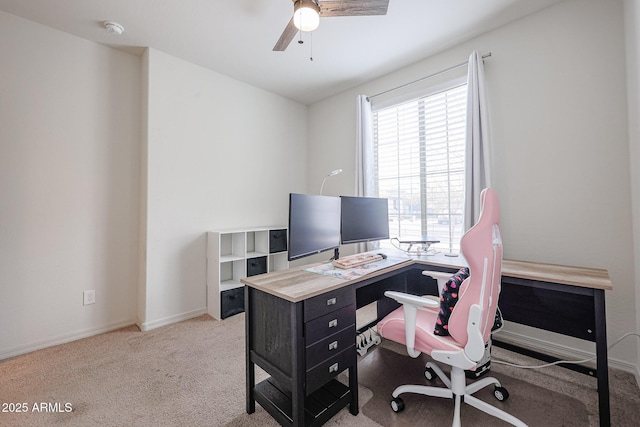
[594,289,610,427]
[245,286,255,414]
[349,364,359,415]
[246,358,255,414]
[291,303,305,427]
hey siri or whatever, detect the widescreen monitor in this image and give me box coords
[288,193,342,261]
[340,196,390,244]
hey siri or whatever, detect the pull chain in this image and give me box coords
[295,28,314,62]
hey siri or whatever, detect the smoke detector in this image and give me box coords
[103,21,124,35]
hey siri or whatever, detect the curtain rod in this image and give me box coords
[369,52,492,100]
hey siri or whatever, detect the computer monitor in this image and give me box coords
[340,196,390,244]
[288,193,342,261]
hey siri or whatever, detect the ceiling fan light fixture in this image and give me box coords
[293,0,320,32]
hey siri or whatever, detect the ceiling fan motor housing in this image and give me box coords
[293,0,321,32]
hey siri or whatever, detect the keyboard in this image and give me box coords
[332,253,384,269]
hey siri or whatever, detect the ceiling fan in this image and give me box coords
[273,0,390,51]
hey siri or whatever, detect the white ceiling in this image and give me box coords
[0,0,563,105]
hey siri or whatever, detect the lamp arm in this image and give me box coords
[320,177,328,195]
[319,169,343,195]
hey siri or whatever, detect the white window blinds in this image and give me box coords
[373,84,467,253]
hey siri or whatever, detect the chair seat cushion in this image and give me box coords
[377,305,462,355]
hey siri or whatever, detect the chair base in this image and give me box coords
[391,362,528,427]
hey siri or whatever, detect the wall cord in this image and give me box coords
[492,332,640,369]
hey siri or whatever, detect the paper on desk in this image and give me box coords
[305,255,409,280]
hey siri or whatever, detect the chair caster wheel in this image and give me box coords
[391,397,405,412]
[424,366,436,382]
[494,386,509,401]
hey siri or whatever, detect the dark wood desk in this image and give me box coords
[242,254,612,427]
[497,259,612,427]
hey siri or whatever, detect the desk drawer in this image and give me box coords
[306,346,355,396]
[305,304,355,344]
[304,286,355,321]
[306,326,355,369]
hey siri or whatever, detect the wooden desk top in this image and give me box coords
[242,252,612,302]
[502,259,613,291]
[241,258,413,303]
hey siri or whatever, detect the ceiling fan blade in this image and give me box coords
[320,0,389,17]
[273,17,298,51]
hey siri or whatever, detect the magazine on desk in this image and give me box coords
[305,254,410,280]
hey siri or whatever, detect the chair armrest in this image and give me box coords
[422,270,454,295]
[384,291,439,358]
[384,291,440,310]
[422,270,454,281]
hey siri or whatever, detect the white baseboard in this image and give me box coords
[1,308,210,361]
[495,329,639,374]
[0,318,136,361]
[137,307,208,332]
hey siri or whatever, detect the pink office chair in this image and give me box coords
[377,188,527,427]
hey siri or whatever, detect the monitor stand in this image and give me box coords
[396,236,440,254]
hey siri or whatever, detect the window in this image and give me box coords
[373,84,467,253]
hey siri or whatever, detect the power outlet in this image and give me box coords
[83,290,96,305]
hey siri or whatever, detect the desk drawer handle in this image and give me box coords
[329,362,339,373]
[328,319,338,328]
[328,341,338,351]
[327,297,337,306]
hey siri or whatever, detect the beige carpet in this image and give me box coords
[0,314,638,426]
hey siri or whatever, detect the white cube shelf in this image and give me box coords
[207,227,288,320]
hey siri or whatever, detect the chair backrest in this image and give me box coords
[447,188,503,348]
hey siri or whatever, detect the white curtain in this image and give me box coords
[356,95,375,252]
[356,95,374,197]
[464,51,492,231]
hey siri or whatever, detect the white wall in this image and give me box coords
[309,0,638,369]
[0,11,309,354]
[139,48,308,330]
[0,11,141,358]
[624,0,640,378]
